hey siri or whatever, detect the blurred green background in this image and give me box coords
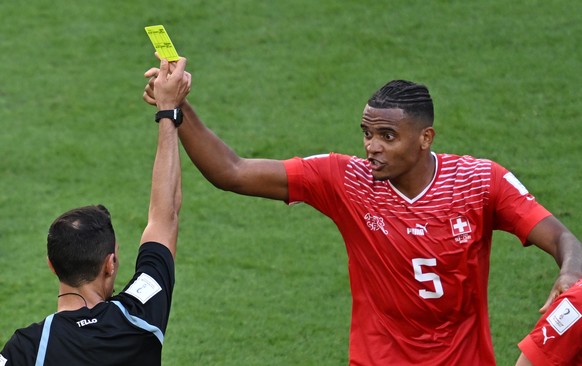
[1,0,581,364]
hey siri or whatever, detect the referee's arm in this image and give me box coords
[140,58,190,258]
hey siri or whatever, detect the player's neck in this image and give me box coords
[391,152,436,200]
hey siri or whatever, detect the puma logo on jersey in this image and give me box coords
[542,326,555,344]
[76,318,98,327]
[407,223,428,236]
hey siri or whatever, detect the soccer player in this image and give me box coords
[516,278,582,365]
[0,57,190,366]
[143,73,582,365]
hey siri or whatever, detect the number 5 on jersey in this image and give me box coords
[412,258,444,299]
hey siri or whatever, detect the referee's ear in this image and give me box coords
[104,253,117,277]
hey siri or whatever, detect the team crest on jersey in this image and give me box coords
[450,216,472,244]
[364,213,388,235]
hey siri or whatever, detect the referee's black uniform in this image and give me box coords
[0,242,174,366]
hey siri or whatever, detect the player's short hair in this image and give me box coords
[367,80,434,127]
[47,205,116,287]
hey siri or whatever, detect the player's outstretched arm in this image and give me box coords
[140,58,190,257]
[526,215,582,313]
[143,67,289,201]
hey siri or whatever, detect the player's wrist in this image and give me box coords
[156,102,176,110]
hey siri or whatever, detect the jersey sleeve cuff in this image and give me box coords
[518,334,552,366]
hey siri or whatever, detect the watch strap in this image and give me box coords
[155,108,183,127]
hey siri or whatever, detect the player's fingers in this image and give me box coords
[143,80,156,105]
[185,72,192,90]
[539,291,557,314]
[143,91,156,106]
[147,77,156,90]
[144,82,155,98]
[144,67,160,78]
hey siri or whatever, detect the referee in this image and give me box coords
[0,57,190,366]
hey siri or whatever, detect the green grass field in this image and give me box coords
[1,0,581,364]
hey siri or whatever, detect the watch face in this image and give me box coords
[174,108,183,125]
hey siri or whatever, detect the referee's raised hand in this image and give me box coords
[153,57,191,111]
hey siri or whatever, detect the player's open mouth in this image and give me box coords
[368,158,384,170]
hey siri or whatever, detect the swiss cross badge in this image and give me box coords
[450,216,472,243]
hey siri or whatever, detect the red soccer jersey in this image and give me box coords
[284,152,551,365]
[518,279,582,365]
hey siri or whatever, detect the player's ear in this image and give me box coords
[420,127,435,150]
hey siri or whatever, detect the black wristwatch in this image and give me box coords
[155,107,183,127]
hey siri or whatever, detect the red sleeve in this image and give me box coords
[518,281,582,365]
[283,153,348,212]
[283,157,306,205]
[490,162,551,243]
[518,335,555,366]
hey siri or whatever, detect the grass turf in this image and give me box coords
[0,0,581,364]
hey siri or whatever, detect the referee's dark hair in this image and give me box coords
[367,80,434,127]
[47,204,116,287]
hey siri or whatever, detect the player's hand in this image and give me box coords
[143,67,159,106]
[539,271,580,313]
[154,57,191,110]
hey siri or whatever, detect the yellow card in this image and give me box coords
[145,25,180,61]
